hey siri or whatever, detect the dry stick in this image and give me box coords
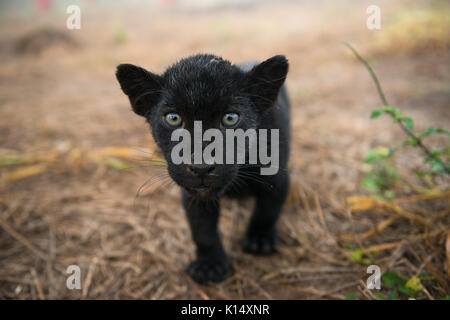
[0,277,35,285]
[359,279,377,300]
[394,190,450,204]
[446,232,450,279]
[47,227,55,299]
[236,278,245,300]
[82,257,98,298]
[246,276,273,300]
[182,274,210,300]
[314,192,327,229]
[344,42,448,174]
[315,280,361,299]
[234,266,273,300]
[0,221,48,261]
[134,279,161,299]
[262,267,358,282]
[151,282,168,300]
[31,269,45,300]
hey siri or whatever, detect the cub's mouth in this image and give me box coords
[185,185,222,198]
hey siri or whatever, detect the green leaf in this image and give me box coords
[382,105,395,113]
[421,127,437,138]
[403,137,418,147]
[415,170,427,177]
[361,174,379,192]
[405,276,423,292]
[104,157,129,171]
[114,27,128,44]
[381,271,404,287]
[361,179,378,192]
[383,190,396,199]
[388,146,399,157]
[430,148,442,157]
[398,285,415,297]
[402,117,414,130]
[345,292,356,300]
[372,292,386,300]
[443,146,450,157]
[350,249,363,262]
[418,274,435,282]
[370,109,384,119]
[364,150,380,164]
[387,290,398,300]
[429,158,445,173]
[383,106,403,119]
[0,155,27,166]
[436,128,450,136]
[364,147,390,163]
[385,165,399,179]
[420,127,450,138]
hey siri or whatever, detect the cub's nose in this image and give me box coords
[186,164,217,177]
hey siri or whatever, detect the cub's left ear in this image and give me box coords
[115,64,163,117]
[247,55,289,108]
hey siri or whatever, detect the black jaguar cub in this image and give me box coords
[116,54,290,283]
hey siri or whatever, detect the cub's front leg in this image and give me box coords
[243,170,289,255]
[182,190,230,283]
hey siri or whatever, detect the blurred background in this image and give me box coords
[0,0,449,299]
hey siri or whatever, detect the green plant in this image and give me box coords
[379,271,434,299]
[369,106,450,176]
[345,291,356,300]
[361,147,399,198]
[114,27,127,45]
[345,43,449,196]
[348,249,372,265]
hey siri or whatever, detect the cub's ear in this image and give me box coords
[247,55,288,108]
[115,64,163,117]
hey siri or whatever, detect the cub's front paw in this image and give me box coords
[243,231,278,255]
[186,259,230,284]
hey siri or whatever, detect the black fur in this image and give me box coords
[116,54,290,283]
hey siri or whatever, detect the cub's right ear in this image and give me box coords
[115,64,163,117]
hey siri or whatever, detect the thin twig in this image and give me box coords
[344,43,388,106]
[31,269,45,300]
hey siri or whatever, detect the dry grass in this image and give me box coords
[0,0,449,299]
[370,2,450,55]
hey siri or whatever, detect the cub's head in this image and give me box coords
[116,54,288,198]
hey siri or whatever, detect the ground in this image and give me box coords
[0,0,449,299]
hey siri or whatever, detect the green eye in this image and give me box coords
[222,113,239,127]
[164,113,182,127]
